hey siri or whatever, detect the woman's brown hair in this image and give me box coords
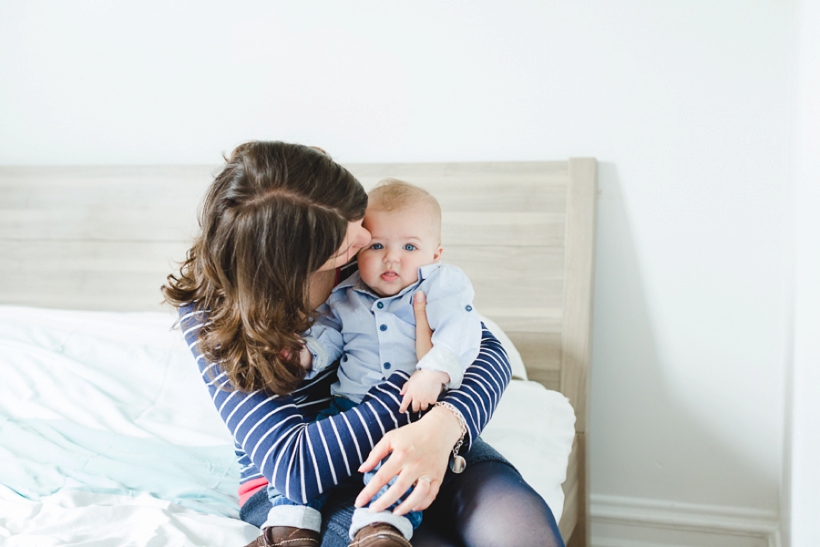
[163,141,367,395]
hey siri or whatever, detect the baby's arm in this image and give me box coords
[301,301,345,376]
[413,265,483,389]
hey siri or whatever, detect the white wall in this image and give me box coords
[0,0,796,543]
[784,0,820,545]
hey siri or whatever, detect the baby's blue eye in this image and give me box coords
[371,243,383,250]
[403,244,416,251]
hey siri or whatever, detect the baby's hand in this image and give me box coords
[279,344,313,371]
[399,369,450,413]
[298,345,313,371]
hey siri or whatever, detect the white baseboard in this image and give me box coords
[590,495,781,547]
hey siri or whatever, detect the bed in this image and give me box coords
[0,159,596,546]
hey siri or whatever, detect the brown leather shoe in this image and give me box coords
[348,523,411,547]
[243,526,320,547]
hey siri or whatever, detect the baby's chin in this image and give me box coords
[367,279,412,299]
[371,285,402,298]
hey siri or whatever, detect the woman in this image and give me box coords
[163,141,563,547]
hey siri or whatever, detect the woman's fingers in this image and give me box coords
[365,469,418,513]
[355,451,402,508]
[357,415,454,512]
[413,291,433,360]
[362,469,442,515]
[358,436,393,474]
[393,477,439,515]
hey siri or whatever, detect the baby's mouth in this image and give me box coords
[380,270,399,281]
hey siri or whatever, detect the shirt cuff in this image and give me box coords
[416,346,464,389]
[303,336,329,379]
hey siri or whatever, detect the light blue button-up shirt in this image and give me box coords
[305,263,482,404]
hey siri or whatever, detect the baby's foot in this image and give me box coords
[348,523,411,547]
[244,526,320,547]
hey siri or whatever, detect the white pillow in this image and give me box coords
[482,380,575,523]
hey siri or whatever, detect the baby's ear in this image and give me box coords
[433,246,444,261]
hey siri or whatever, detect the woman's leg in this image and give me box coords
[420,461,564,547]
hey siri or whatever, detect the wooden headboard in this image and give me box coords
[0,159,596,546]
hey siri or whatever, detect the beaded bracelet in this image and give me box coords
[434,401,468,473]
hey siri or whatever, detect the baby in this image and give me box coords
[265,179,482,546]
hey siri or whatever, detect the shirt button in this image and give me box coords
[465,305,473,312]
[380,324,387,331]
[377,302,384,309]
[384,362,391,369]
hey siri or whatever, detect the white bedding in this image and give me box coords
[0,305,575,546]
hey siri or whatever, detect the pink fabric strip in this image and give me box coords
[238,477,269,507]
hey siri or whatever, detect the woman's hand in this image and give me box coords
[355,405,462,515]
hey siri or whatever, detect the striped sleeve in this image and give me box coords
[439,323,512,450]
[178,306,510,504]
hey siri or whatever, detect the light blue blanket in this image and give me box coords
[0,309,242,518]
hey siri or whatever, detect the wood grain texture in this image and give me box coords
[560,434,581,541]
[565,434,588,547]
[560,158,597,432]
[0,159,597,546]
[559,158,597,547]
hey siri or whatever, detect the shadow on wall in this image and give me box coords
[587,162,778,510]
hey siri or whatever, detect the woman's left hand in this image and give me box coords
[355,404,461,515]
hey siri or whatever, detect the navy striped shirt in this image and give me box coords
[179,305,511,505]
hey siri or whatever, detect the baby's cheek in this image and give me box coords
[357,257,379,284]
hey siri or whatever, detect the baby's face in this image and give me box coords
[357,204,443,297]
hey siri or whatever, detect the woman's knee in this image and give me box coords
[449,462,564,547]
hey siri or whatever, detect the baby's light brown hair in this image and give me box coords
[367,178,442,244]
